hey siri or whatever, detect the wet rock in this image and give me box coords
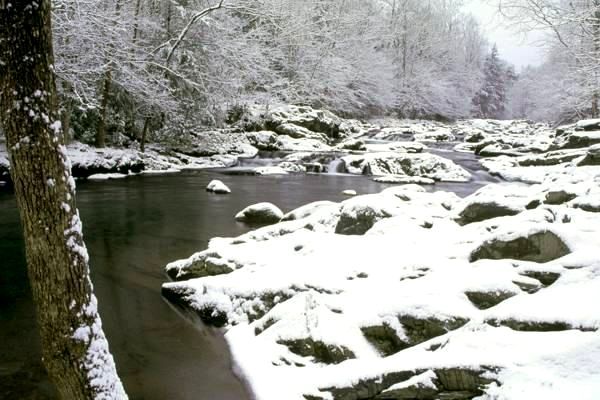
[235,202,284,225]
[278,338,355,365]
[465,290,517,310]
[456,202,520,225]
[470,230,571,263]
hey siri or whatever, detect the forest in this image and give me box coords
[1,1,600,400]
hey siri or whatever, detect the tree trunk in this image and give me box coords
[0,1,128,399]
[96,68,112,148]
[141,117,150,153]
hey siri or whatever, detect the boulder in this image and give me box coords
[266,105,345,139]
[206,179,231,194]
[576,144,600,166]
[245,131,280,151]
[465,290,517,310]
[576,118,600,131]
[337,138,366,151]
[281,201,339,221]
[342,189,357,196]
[235,202,284,224]
[274,123,329,143]
[544,190,576,205]
[334,195,400,235]
[456,201,521,225]
[361,315,469,357]
[277,338,355,365]
[470,230,571,263]
[341,152,471,182]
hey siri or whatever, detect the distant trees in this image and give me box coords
[44,0,494,143]
[472,45,516,119]
[0,0,127,397]
[498,0,600,121]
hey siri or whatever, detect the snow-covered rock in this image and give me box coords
[235,202,284,225]
[162,178,600,400]
[341,152,471,182]
[372,175,435,185]
[341,190,357,196]
[206,180,231,194]
[253,166,289,175]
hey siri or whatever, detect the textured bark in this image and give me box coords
[0,1,127,399]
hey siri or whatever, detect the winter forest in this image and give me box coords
[1,1,600,400]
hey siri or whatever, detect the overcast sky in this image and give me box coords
[462,0,546,69]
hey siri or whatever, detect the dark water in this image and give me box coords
[0,151,494,400]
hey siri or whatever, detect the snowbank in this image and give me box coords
[161,178,600,399]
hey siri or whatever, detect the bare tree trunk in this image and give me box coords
[96,68,112,148]
[0,1,127,398]
[140,117,150,153]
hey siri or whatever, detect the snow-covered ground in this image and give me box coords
[162,177,600,399]
[159,110,600,400]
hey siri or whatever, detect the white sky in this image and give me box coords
[462,0,546,69]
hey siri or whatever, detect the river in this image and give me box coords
[0,149,497,400]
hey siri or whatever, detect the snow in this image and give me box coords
[253,166,289,175]
[341,189,357,196]
[206,179,231,194]
[88,173,128,181]
[162,172,600,399]
[341,152,471,182]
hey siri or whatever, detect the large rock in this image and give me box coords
[341,152,471,182]
[235,202,284,225]
[274,123,329,143]
[577,144,600,166]
[456,201,521,225]
[334,195,399,235]
[171,129,258,157]
[68,143,145,178]
[245,131,280,151]
[470,230,571,263]
[267,105,346,139]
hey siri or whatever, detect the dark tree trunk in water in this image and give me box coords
[0,1,127,399]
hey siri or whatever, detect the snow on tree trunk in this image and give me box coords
[0,1,128,398]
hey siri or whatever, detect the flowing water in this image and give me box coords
[0,149,496,400]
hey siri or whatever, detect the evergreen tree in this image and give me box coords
[472,45,509,119]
